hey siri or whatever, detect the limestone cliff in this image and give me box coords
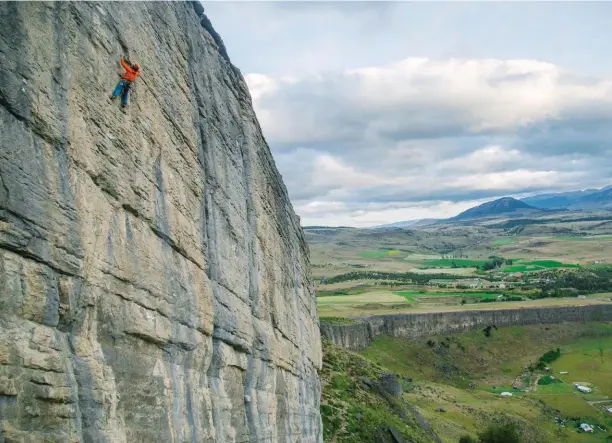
[321,304,612,351]
[0,2,322,442]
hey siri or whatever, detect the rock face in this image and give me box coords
[0,2,322,442]
[321,305,612,351]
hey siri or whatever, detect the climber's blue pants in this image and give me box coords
[112,80,131,105]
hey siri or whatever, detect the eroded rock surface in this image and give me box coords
[0,2,322,442]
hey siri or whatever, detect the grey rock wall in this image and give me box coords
[0,2,322,442]
[321,305,612,351]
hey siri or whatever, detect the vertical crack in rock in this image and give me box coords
[0,1,322,442]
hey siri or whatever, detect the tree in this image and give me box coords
[478,422,520,443]
[459,436,477,443]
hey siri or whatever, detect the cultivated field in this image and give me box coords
[318,293,612,318]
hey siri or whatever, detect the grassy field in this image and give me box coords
[394,290,501,300]
[317,292,409,306]
[359,249,404,259]
[551,235,612,242]
[491,238,516,246]
[317,293,612,318]
[357,322,612,442]
[503,260,581,273]
[526,336,612,421]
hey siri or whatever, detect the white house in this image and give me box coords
[575,385,592,393]
[559,371,568,375]
[500,392,513,397]
[580,423,593,433]
[607,407,612,414]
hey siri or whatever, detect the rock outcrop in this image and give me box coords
[0,2,322,442]
[321,304,612,351]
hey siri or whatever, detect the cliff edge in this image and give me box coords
[0,2,322,442]
[321,304,612,351]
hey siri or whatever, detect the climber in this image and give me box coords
[110,57,141,108]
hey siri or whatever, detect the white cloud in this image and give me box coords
[247,57,612,146]
[297,199,489,228]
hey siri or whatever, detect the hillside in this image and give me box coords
[0,2,321,442]
[449,197,539,221]
[522,186,612,209]
[580,186,612,207]
[322,322,612,443]
[522,189,599,209]
[372,219,439,229]
[320,340,440,443]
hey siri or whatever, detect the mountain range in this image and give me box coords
[521,186,612,209]
[448,197,539,221]
[371,185,611,228]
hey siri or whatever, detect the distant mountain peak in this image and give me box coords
[521,185,612,209]
[450,197,537,221]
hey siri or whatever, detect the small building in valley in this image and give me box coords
[500,392,513,397]
[580,423,594,433]
[575,384,592,393]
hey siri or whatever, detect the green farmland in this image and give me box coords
[503,260,580,273]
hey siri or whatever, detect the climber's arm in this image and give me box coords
[120,57,131,71]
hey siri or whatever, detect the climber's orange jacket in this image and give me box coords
[120,58,141,82]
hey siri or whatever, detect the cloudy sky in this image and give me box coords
[204,1,612,227]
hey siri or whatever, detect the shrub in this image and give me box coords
[538,375,561,385]
[459,436,477,443]
[478,422,520,443]
[539,348,561,364]
[479,298,497,303]
[504,295,523,301]
[320,317,357,325]
[331,374,350,390]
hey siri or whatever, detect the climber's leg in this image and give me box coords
[111,80,125,99]
[121,82,131,107]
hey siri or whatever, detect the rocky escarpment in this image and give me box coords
[0,2,322,442]
[320,305,612,351]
